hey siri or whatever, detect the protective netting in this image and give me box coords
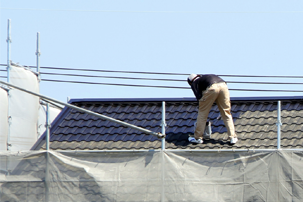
[0,88,8,150]
[1,150,303,202]
[0,65,61,151]
[37,104,61,138]
[7,65,39,151]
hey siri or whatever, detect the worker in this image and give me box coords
[187,74,238,144]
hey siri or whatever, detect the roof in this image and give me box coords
[32,96,303,150]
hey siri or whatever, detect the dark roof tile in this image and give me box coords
[94,134,109,142]
[33,96,303,150]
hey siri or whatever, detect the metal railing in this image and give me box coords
[0,80,165,145]
[0,78,288,152]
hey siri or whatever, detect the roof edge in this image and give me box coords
[69,97,197,103]
[69,96,303,103]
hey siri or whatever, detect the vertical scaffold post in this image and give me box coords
[45,103,50,202]
[7,19,11,83]
[46,103,50,150]
[36,32,41,138]
[6,19,12,151]
[161,101,166,202]
[277,101,282,149]
[161,101,166,150]
[45,151,50,202]
[36,32,41,81]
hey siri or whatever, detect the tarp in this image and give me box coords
[37,103,61,138]
[0,88,8,151]
[8,65,39,151]
[1,150,303,202]
[1,65,61,150]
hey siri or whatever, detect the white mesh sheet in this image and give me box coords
[9,65,39,151]
[0,88,8,151]
[37,104,61,138]
[1,150,303,202]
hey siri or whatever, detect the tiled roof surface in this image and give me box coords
[33,96,303,150]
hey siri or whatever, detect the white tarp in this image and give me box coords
[8,65,39,151]
[1,150,303,202]
[37,104,61,138]
[0,88,8,151]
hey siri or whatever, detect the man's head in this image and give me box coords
[187,74,200,85]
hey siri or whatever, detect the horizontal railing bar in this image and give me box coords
[0,80,164,138]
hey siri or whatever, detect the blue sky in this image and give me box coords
[1,1,303,103]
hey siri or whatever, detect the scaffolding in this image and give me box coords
[1,19,303,202]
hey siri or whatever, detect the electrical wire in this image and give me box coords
[2,7,303,14]
[2,64,303,78]
[41,78,303,92]
[229,89,303,92]
[42,79,189,89]
[2,64,303,92]
[38,66,188,76]
[40,72,184,82]
[227,81,303,85]
[219,75,303,78]
[39,72,303,85]
[37,66,303,78]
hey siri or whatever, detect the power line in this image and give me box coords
[1,64,303,78]
[1,64,188,75]
[2,64,303,90]
[38,66,303,78]
[40,72,184,82]
[42,72,303,84]
[38,66,188,76]
[42,79,189,89]
[2,71,303,92]
[3,69,303,85]
[227,81,303,85]
[40,72,303,85]
[2,7,303,14]
[3,68,303,87]
[230,89,303,92]
[41,78,303,92]
[219,75,303,78]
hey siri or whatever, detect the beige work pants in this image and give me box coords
[194,82,237,140]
